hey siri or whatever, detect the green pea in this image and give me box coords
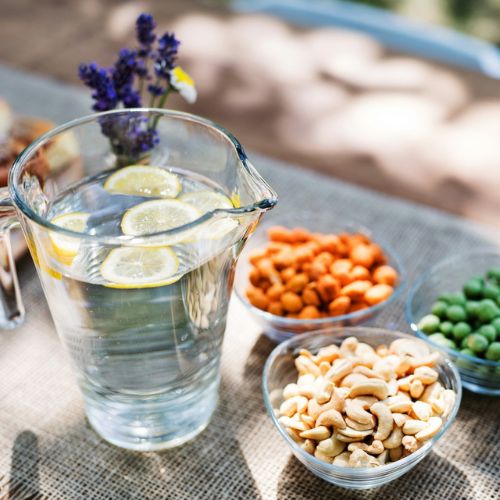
[418,314,440,334]
[439,321,454,336]
[486,342,500,361]
[463,279,483,299]
[487,267,500,282]
[461,336,470,349]
[466,333,489,354]
[465,301,480,318]
[460,348,475,357]
[446,305,467,322]
[483,283,500,300]
[478,325,497,343]
[477,299,499,323]
[438,293,453,304]
[491,317,500,334]
[431,301,448,319]
[452,322,472,342]
[449,292,466,306]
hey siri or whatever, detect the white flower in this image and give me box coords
[170,66,197,104]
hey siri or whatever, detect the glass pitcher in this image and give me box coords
[0,109,277,451]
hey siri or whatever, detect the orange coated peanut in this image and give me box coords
[267,283,286,301]
[298,305,321,319]
[328,296,351,315]
[340,280,373,300]
[364,284,394,306]
[281,292,304,313]
[317,275,340,302]
[287,273,309,293]
[350,244,375,269]
[373,265,398,286]
[268,226,292,243]
[302,286,321,306]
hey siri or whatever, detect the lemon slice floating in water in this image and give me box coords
[50,211,90,261]
[104,165,181,198]
[100,246,179,288]
[121,199,201,240]
[179,190,233,212]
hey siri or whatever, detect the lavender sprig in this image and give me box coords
[78,12,196,162]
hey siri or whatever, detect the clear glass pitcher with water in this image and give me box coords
[0,109,277,451]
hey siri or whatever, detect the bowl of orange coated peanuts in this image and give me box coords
[234,222,405,342]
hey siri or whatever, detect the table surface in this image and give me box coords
[0,65,498,500]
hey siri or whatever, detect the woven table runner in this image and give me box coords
[0,66,498,499]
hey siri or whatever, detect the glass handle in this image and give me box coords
[0,187,25,329]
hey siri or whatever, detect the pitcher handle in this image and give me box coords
[0,186,25,329]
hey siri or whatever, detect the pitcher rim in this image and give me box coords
[9,108,278,244]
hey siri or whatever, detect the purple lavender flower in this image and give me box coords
[112,49,141,108]
[136,13,156,56]
[154,33,180,79]
[78,63,118,111]
[100,115,159,159]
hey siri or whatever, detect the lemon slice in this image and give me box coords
[49,211,89,262]
[104,165,181,198]
[100,247,179,288]
[121,199,201,238]
[179,190,233,213]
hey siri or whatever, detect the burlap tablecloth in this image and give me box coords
[0,66,499,499]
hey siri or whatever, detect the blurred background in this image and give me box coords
[1,0,500,225]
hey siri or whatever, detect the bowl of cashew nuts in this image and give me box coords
[263,327,461,489]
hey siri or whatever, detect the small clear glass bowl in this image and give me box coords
[406,251,500,396]
[234,219,405,343]
[262,327,462,489]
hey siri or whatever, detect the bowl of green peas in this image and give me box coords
[406,252,500,395]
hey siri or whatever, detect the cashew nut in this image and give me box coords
[389,445,403,462]
[333,451,351,467]
[279,396,308,417]
[297,384,316,399]
[410,401,433,422]
[409,352,441,370]
[353,365,385,379]
[381,394,412,413]
[340,336,358,357]
[315,379,335,404]
[318,360,331,376]
[402,435,419,453]
[390,338,430,358]
[337,426,373,440]
[335,432,365,443]
[440,389,457,419]
[345,416,375,431]
[283,383,300,399]
[331,387,349,413]
[316,408,346,429]
[420,381,444,404]
[300,413,315,429]
[279,416,309,432]
[325,359,354,383]
[392,413,409,428]
[349,379,389,400]
[413,366,439,385]
[396,375,414,392]
[345,398,373,425]
[387,379,399,396]
[382,427,403,449]
[377,449,389,465]
[314,448,334,463]
[402,419,428,435]
[355,343,379,368]
[348,440,384,455]
[410,378,425,399]
[299,426,331,441]
[301,439,316,455]
[340,373,369,388]
[285,425,304,443]
[371,402,394,441]
[295,355,321,377]
[316,435,346,457]
[297,373,316,387]
[415,417,442,441]
[316,344,341,364]
[348,449,380,468]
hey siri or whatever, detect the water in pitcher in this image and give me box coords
[37,166,245,450]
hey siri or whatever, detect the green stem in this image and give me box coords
[149,87,171,130]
